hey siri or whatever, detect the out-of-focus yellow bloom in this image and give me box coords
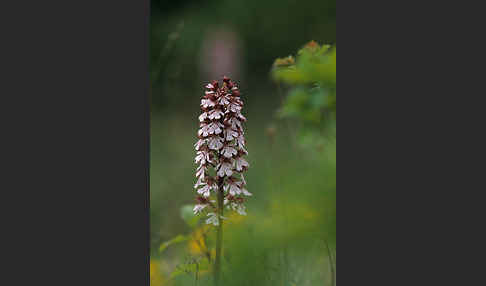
[227,212,246,224]
[188,227,208,255]
[150,259,165,286]
[273,56,295,67]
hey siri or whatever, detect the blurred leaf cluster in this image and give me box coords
[157,204,213,283]
[150,259,167,286]
[150,0,336,109]
[272,41,336,149]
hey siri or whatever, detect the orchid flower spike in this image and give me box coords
[193,76,250,225]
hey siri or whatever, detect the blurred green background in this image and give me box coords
[150,0,336,285]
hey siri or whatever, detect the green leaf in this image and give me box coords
[169,259,209,280]
[278,88,310,119]
[313,48,336,85]
[271,66,309,85]
[169,268,186,279]
[180,204,199,228]
[271,42,336,142]
[272,44,335,86]
[309,87,327,109]
[159,234,189,253]
[273,55,295,68]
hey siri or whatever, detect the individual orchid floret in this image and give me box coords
[199,112,209,122]
[206,212,220,226]
[224,128,239,141]
[201,98,216,108]
[197,183,212,197]
[226,117,242,131]
[223,178,241,196]
[193,196,214,215]
[208,136,224,150]
[194,204,208,214]
[217,160,233,177]
[194,138,206,150]
[236,135,245,148]
[218,94,231,106]
[240,173,247,186]
[239,186,252,197]
[235,156,249,172]
[221,145,237,158]
[205,83,214,89]
[232,203,247,215]
[196,165,207,181]
[195,150,211,165]
[224,196,247,215]
[209,109,224,120]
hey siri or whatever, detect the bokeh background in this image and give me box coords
[150,0,336,285]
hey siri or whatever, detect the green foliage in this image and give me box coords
[151,111,336,286]
[272,41,336,148]
[273,41,336,86]
[180,204,200,228]
[170,257,210,280]
[278,86,330,123]
[157,204,214,284]
[159,234,189,253]
[159,205,202,253]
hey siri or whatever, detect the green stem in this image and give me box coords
[214,178,224,286]
[324,240,335,286]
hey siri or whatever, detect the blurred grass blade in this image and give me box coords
[159,234,189,253]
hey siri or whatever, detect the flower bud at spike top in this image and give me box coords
[193,76,251,226]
